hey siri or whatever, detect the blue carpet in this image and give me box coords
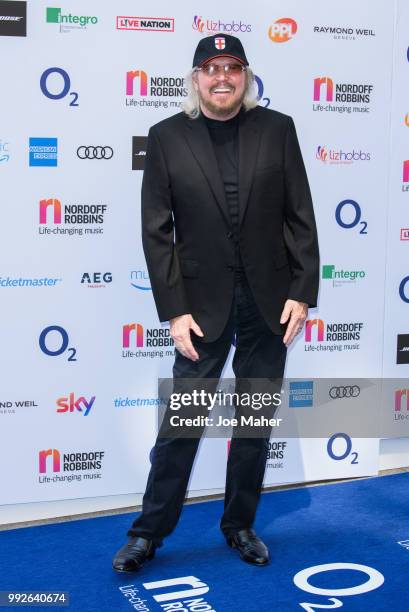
[1,473,409,611]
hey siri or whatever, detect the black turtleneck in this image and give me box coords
[203,110,242,269]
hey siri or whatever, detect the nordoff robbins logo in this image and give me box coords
[120,576,215,610]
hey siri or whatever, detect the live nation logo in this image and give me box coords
[116,16,174,31]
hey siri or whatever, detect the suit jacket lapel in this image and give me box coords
[184,114,231,227]
[238,109,261,227]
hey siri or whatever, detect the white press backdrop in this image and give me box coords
[0,0,407,508]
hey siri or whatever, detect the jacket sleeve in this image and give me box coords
[141,126,190,322]
[283,116,320,307]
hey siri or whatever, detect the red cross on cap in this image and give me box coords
[215,37,226,50]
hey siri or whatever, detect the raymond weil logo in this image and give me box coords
[116,16,174,31]
[322,264,365,287]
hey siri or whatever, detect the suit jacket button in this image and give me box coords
[227,265,234,271]
[227,232,233,239]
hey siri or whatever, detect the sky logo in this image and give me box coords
[56,393,96,416]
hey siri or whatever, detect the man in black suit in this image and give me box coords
[113,34,319,572]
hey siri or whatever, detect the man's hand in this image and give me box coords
[170,314,204,361]
[280,299,308,347]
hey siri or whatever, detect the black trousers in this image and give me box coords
[128,272,287,543]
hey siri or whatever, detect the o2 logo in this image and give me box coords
[327,433,358,464]
[399,276,409,303]
[335,199,367,234]
[294,562,384,610]
[40,68,79,106]
[254,75,271,108]
[39,325,77,361]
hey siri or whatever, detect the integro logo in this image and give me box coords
[305,319,364,353]
[38,448,104,483]
[126,69,187,111]
[268,18,297,43]
[122,323,174,359]
[192,15,251,34]
[322,264,365,287]
[38,198,107,237]
[313,76,373,114]
[46,7,98,32]
[316,145,370,164]
[56,393,96,416]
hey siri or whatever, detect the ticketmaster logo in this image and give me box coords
[0,276,62,287]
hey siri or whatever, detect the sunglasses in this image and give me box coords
[196,63,246,77]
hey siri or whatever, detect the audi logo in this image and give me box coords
[77,146,113,160]
[329,386,361,399]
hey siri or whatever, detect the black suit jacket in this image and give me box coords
[141,105,319,343]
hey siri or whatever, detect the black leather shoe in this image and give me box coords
[226,528,270,566]
[112,537,156,573]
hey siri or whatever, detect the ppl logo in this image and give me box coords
[395,389,409,412]
[268,18,297,43]
[126,70,148,96]
[56,393,96,416]
[305,319,325,342]
[39,198,62,224]
[313,77,334,101]
[123,323,144,348]
[39,448,60,473]
[316,146,328,162]
[192,15,205,32]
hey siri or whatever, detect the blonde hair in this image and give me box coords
[181,67,258,119]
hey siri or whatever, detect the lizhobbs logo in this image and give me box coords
[268,18,297,43]
[305,319,364,353]
[116,16,174,31]
[46,7,97,32]
[38,448,104,483]
[56,393,96,416]
[38,198,107,237]
[322,264,365,287]
[313,76,373,114]
[126,70,187,111]
[29,137,57,167]
[192,14,251,34]
[316,145,370,164]
[122,323,174,359]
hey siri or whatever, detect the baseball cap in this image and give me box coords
[192,34,249,68]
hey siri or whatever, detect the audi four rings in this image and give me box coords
[77,146,114,159]
[329,386,361,399]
